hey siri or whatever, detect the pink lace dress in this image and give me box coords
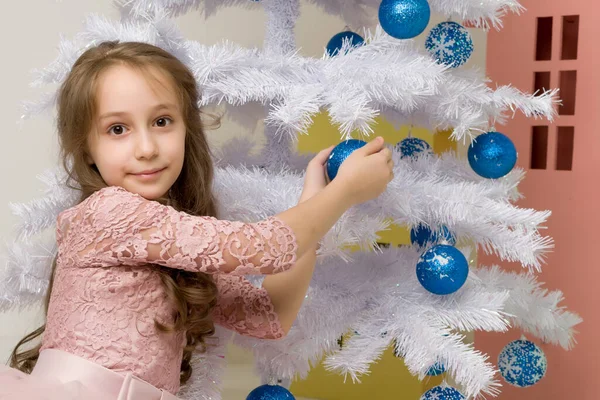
[0,186,298,399]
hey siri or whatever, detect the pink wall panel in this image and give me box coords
[477,2,600,399]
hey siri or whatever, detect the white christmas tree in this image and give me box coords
[2,0,581,399]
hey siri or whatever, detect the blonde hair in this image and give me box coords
[11,41,220,385]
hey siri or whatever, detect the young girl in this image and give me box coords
[0,41,393,399]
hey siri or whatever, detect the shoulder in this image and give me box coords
[56,186,147,229]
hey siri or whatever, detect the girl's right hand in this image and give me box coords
[332,136,393,206]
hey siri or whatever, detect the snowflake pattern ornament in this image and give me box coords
[426,362,447,376]
[416,244,469,295]
[420,385,465,400]
[395,137,433,159]
[498,339,547,387]
[425,21,474,68]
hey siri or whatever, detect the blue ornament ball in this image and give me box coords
[498,339,547,387]
[425,21,474,67]
[326,139,367,181]
[246,384,295,400]
[326,31,365,56]
[410,224,456,248]
[395,137,432,160]
[420,386,465,400]
[379,0,431,40]
[468,131,517,179]
[416,244,469,295]
[426,362,446,376]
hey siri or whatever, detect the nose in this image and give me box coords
[135,129,159,160]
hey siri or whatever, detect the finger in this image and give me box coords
[379,147,392,161]
[311,145,335,165]
[358,136,385,156]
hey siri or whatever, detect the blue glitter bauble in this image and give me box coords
[468,131,517,179]
[395,137,432,159]
[426,362,446,376]
[425,21,474,68]
[410,224,456,248]
[420,386,465,400]
[379,0,431,40]
[326,31,365,56]
[498,339,547,387]
[326,139,367,181]
[416,244,469,295]
[246,384,295,400]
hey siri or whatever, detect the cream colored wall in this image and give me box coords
[0,1,485,398]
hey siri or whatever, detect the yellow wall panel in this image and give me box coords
[291,113,454,399]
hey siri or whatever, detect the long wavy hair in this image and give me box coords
[10,41,220,385]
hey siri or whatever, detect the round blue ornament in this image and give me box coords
[246,384,295,400]
[326,31,365,56]
[410,224,456,248]
[498,339,547,387]
[425,21,474,68]
[416,244,469,295]
[420,386,465,400]
[395,137,432,159]
[379,0,431,40]
[426,362,446,376]
[468,131,517,179]
[326,139,367,181]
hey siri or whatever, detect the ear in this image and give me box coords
[85,153,94,165]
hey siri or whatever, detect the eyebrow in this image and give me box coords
[98,103,179,121]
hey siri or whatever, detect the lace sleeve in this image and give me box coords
[212,274,285,339]
[60,186,297,275]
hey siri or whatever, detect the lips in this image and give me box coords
[134,167,165,175]
[131,167,166,180]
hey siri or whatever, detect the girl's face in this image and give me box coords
[87,64,186,200]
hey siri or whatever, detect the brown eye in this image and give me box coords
[109,125,126,135]
[155,117,172,127]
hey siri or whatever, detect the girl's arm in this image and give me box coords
[260,146,329,333]
[261,245,317,334]
[210,147,333,336]
[59,137,390,277]
[211,274,287,339]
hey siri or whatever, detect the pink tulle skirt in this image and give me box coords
[0,349,178,400]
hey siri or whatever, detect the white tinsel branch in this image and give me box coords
[473,266,582,350]
[23,16,556,143]
[11,154,551,270]
[231,247,577,399]
[0,237,56,312]
[10,169,79,240]
[118,0,524,30]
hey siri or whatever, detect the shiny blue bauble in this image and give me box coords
[468,131,517,179]
[326,31,365,56]
[326,139,367,181]
[498,339,547,387]
[416,244,469,295]
[246,384,295,400]
[425,21,474,68]
[410,224,456,248]
[395,137,433,160]
[379,0,431,40]
[420,386,465,400]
